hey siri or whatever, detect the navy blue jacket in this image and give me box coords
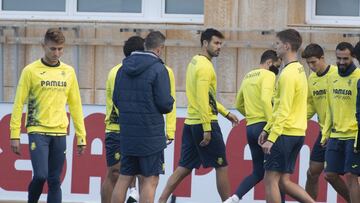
[113,51,174,156]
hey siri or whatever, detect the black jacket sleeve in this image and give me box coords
[153,65,174,114]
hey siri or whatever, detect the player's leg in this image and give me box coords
[159,124,198,203]
[47,136,66,203]
[28,133,50,203]
[102,132,121,203]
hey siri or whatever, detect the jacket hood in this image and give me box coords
[122,51,162,76]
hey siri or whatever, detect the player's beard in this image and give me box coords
[207,48,220,58]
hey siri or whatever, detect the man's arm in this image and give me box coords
[165,66,176,142]
[267,73,296,143]
[153,66,174,114]
[307,82,316,120]
[67,69,86,152]
[261,73,276,121]
[195,67,212,131]
[321,78,332,146]
[235,85,246,116]
[10,67,31,155]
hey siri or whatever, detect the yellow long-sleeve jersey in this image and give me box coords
[321,67,360,143]
[236,68,275,126]
[166,66,177,139]
[184,55,229,131]
[105,64,177,139]
[264,61,308,143]
[10,59,86,145]
[307,65,337,130]
[105,64,121,132]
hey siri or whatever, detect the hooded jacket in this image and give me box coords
[113,51,174,156]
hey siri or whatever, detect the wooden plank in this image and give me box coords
[175,91,187,108]
[94,89,106,105]
[204,0,233,28]
[3,86,15,102]
[237,0,287,30]
[165,47,200,91]
[218,92,237,108]
[216,47,237,92]
[94,45,123,90]
[287,0,305,25]
[79,88,94,105]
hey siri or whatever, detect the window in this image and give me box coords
[2,0,65,11]
[77,0,141,13]
[306,0,360,25]
[0,0,203,23]
[165,0,203,14]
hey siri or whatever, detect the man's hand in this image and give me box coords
[226,112,239,127]
[77,145,86,155]
[261,141,273,154]
[166,134,174,145]
[200,131,211,147]
[258,130,268,146]
[10,139,21,155]
[321,138,328,148]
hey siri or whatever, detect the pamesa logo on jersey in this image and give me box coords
[40,80,67,87]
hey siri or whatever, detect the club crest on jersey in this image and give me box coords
[61,71,66,77]
[348,79,352,86]
[31,142,36,151]
[114,152,120,160]
[217,157,224,165]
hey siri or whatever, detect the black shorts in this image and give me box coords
[325,138,360,175]
[178,122,228,169]
[120,151,165,177]
[105,132,121,167]
[310,132,326,163]
[264,135,304,173]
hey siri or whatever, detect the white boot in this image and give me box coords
[223,195,240,203]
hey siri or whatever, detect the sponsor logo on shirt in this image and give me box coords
[40,80,67,87]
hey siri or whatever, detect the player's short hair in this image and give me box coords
[276,29,302,52]
[123,36,144,57]
[260,50,279,64]
[301,43,324,59]
[144,31,165,50]
[336,42,354,56]
[200,28,224,46]
[44,28,65,44]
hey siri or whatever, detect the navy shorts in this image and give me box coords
[178,122,228,169]
[105,132,121,167]
[120,151,164,177]
[310,131,326,163]
[325,138,360,175]
[264,135,304,173]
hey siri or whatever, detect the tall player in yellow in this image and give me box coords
[10,28,86,203]
[302,43,350,202]
[159,28,239,203]
[259,29,315,203]
[322,42,360,203]
[224,50,281,203]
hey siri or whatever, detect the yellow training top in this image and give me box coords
[321,67,360,144]
[184,55,229,131]
[307,65,337,130]
[264,61,308,143]
[10,59,86,145]
[236,68,275,126]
